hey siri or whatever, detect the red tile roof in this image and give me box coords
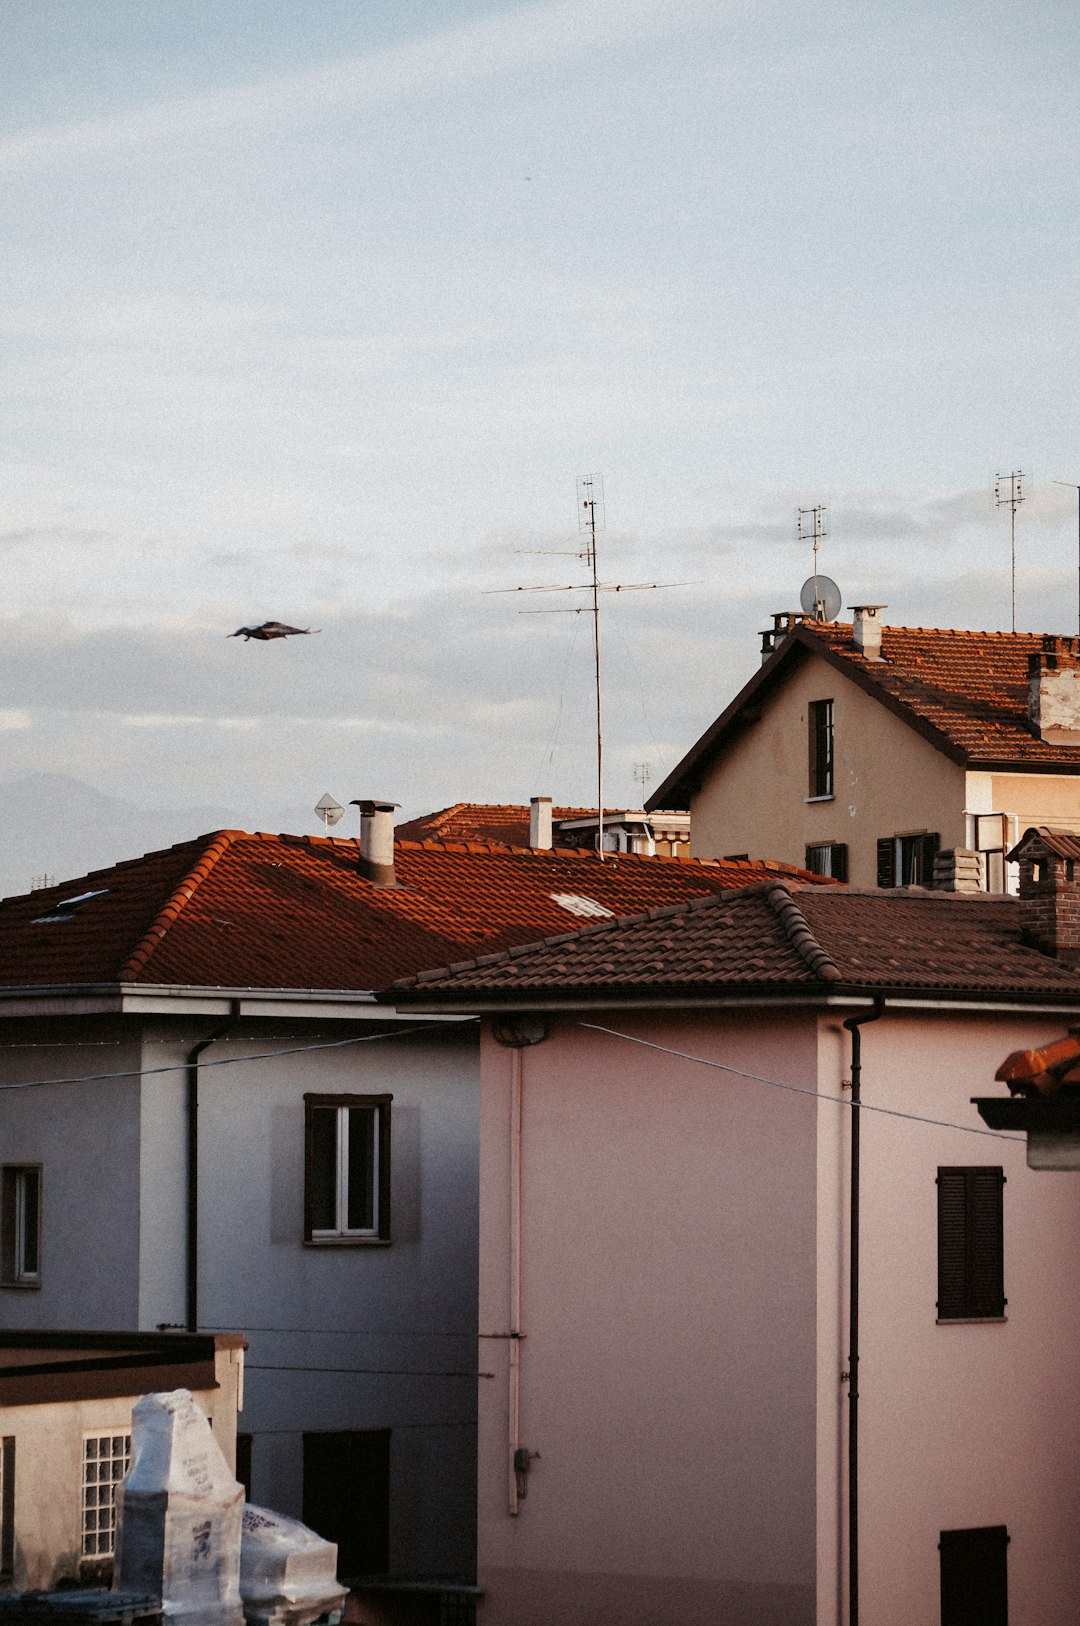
[0,831,830,993]
[649,623,1080,808]
[390,883,1080,1005]
[396,804,599,846]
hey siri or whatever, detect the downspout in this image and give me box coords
[509,1046,523,1516]
[186,1000,241,1332]
[842,1000,884,1626]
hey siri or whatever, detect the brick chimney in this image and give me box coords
[350,798,400,887]
[850,605,887,662]
[1011,826,1080,961]
[1027,636,1080,744]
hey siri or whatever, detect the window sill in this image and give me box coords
[304,1236,392,1248]
[936,1315,1007,1325]
[0,1278,41,1290]
[805,794,835,804]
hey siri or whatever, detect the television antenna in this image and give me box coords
[314,793,344,833]
[487,475,694,861]
[994,470,1025,632]
[634,760,652,797]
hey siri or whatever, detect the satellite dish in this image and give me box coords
[314,793,345,832]
[800,575,842,622]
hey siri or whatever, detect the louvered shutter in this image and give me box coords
[876,838,894,887]
[831,843,849,882]
[937,1167,1005,1320]
[916,831,941,884]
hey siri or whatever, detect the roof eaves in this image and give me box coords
[118,830,243,983]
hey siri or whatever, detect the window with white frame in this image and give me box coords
[1,1165,41,1287]
[304,1095,391,1244]
[82,1431,131,1557]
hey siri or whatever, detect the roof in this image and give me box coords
[396,803,596,845]
[1009,826,1080,862]
[0,830,832,994]
[0,1330,244,1408]
[388,883,1080,1006]
[648,622,1080,809]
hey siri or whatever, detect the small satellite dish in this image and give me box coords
[800,575,842,622]
[314,793,345,832]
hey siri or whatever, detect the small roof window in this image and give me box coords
[549,893,614,919]
[32,888,110,924]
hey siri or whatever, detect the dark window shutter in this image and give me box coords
[937,1167,1005,1320]
[940,1525,1008,1626]
[831,843,848,882]
[877,838,894,887]
[916,832,940,884]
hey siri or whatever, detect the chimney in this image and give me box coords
[1012,826,1080,961]
[529,795,553,850]
[1027,636,1080,744]
[350,799,400,887]
[851,605,887,662]
[759,611,803,665]
[932,847,984,893]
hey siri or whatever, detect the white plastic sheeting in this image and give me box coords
[114,1390,244,1626]
[239,1507,347,1626]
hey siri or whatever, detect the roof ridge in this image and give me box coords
[764,884,842,983]
[118,830,244,982]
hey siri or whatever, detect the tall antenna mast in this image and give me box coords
[487,477,694,862]
[578,475,606,858]
[798,505,828,617]
[994,470,1025,632]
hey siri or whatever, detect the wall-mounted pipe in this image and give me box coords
[186,1000,241,1332]
[842,999,884,1626]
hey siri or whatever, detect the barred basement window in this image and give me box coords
[82,1431,131,1557]
[304,1095,392,1244]
[937,1167,1006,1321]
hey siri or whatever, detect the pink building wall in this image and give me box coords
[477,1011,820,1626]
[478,1004,1080,1626]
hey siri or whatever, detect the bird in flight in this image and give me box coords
[228,622,319,641]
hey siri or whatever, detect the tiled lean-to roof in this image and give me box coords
[648,623,1080,808]
[0,830,830,993]
[389,884,1080,1006]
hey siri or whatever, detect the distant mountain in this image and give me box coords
[0,774,306,901]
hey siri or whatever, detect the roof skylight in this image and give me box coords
[550,893,614,919]
[32,888,110,924]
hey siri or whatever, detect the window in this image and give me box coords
[82,1432,131,1558]
[937,1166,1006,1320]
[0,1438,13,1579]
[303,1430,390,1578]
[805,842,848,880]
[876,832,940,887]
[1,1166,41,1286]
[236,1433,253,1501]
[304,1095,391,1243]
[973,814,1010,893]
[940,1525,1008,1625]
[808,700,834,797]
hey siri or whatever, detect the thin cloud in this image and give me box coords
[0,0,707,175]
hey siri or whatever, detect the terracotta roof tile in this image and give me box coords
[389,884,1080,1003]
[396,803,595,846]
[0,832,828,993]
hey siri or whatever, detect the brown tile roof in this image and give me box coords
[389,884,1080,1005]
[648,623,1080,808]
[0,831,829,994]
[396,803,596,846]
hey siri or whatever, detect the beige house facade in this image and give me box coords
[649,616,1080,891]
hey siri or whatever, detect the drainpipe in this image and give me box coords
[842,999,884,1626]
[186,1000,241,1332]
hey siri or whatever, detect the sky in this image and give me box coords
[2,0,1080,893]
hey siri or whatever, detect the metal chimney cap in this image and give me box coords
[349,799,400,814]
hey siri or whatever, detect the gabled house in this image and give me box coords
[390,871,1080,1626]
[0,813,822,1612]
[397,800,691,857]
[647,613,1080,890]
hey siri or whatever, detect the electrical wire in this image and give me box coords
[577,1022,1026,1143]
[532,608,583,787]
[0,1023,462,1093]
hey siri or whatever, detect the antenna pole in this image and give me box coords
[995,470,1025,633]
[582,478,605,862]
[798,506,828,618]
[1053,482,1080,638]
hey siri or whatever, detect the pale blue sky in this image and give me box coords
[2,0,1079,888]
